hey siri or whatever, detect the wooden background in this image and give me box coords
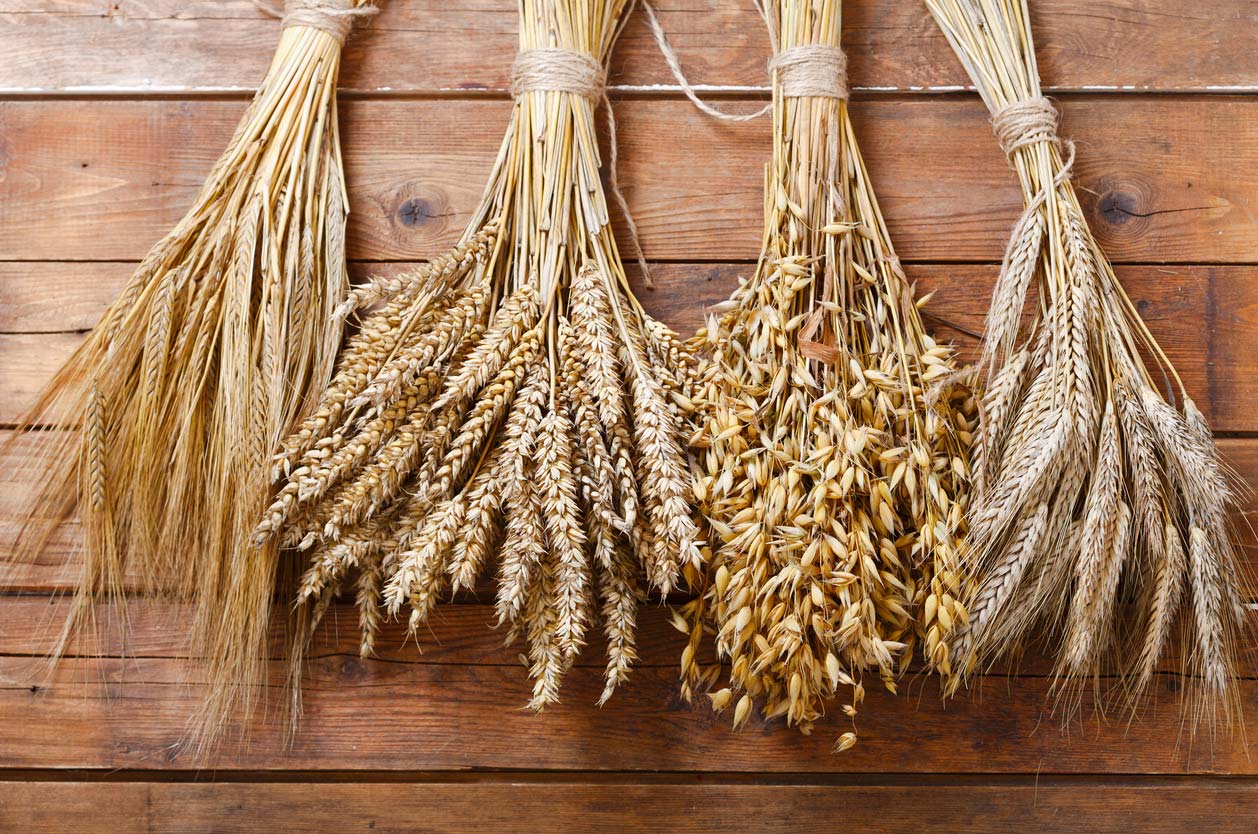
[2,1,1258,830]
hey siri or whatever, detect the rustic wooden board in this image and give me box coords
[3,780,1257,834]
[2,1,1256,94]
[1,97,1255,265]
[4,263,1257,429]
[2,0,1257,823]
[0,652,1252,773]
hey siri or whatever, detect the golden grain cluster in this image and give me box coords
[254,0,699,711]
[6,0,1246,756]
[676,0,976,747]
[926,0,1246,722]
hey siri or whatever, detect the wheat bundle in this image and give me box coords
[5,0,379,749]
[678,0,975,746]
[925,0,1247,721]
[255,0,699,711]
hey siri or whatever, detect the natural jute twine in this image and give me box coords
[510,49,607,100]
[992,96,1061,158]
[771,45,848,99]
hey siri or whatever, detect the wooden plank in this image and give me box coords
[1,97,1255,265]
[0,598,1249,679]
[4,263,1257,430]
[2,1,1256,94]
[2,780,1257,834]
[0,652,1253,772]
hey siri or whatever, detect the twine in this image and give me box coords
[510,49,607,99]
[992,96,1060,158]
[771,45,848,99]
[254,0,378,45]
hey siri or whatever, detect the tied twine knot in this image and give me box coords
[992,96,1061,158]
[510,49,607,100]
[771,45,848,100]
[258,0,377,45]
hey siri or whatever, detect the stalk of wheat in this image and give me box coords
[3,0,380,753]
[255,0,699,713]
[924,0,1247,725]
[678,0,976,748]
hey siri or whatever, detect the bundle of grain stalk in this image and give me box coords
[4,0,380,750]
[254,0,699,711]
[677,0,976,747]
[924,0,1247,723]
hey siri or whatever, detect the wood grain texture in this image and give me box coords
[3,780,1257,834]
[2,0,1257,819]
[4,263,1257,429]
[1,97,1255,264]
[1,1,1256,94]
[0,653,1252,773]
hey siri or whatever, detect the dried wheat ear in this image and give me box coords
[926,0,1248,728]
[256,0,700,714]
[676,0,976,751]
[4,0,381,754]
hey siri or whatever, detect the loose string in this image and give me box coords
[253,0,379,45]
[641,0,772,122]
[511,48,654,288]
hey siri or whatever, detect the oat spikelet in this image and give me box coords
[681,0,975,747]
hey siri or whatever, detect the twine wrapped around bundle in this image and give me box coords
[926,0,1247,724]
[4,0,381,754]
[679,0,975,749]
[256,0,699,714]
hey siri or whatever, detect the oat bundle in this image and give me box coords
[924,0,1246,721]
[678,0,975,747]
[255,0,699,711]
[5,0,379,749]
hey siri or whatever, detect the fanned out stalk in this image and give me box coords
[924,0,1247,726]
[679,0,975,748]
[3,0,380,753]
[257,0,699,712]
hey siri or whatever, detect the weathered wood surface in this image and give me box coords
[4,263,1257,429]
[2,98,1255,265]
[2,0,1257,828]
[0,652,1253,773]
[2,1,1256,94]
[3,780,1257,834]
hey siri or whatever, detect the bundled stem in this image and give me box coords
[924,0,1247,725]
[258,0,699,711]
[680,0,975,747]
[4,0,379,753]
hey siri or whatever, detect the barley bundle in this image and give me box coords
[925,0,1247,721]
[678,0,975,746]
[5,0,379,749]
[255,0,699,710]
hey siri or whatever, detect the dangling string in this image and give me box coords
[641,0,773,122]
